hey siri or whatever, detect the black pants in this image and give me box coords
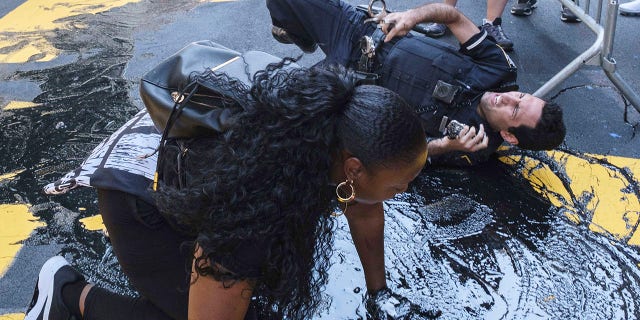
[80,189,193,319]
[267,0,375,67]
[86,189,259,319]
[88,189,258,319]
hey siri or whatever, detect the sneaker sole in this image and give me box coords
[271,27,293,45]
[425,31,446,38]
[511,4,537,16]
[620,11,640,15]
[510,9,533,16]
[24,256,69,320]
[561,7,581,22]
[560,16,582,22]
[498,43,514,52]
[271,25,317,53]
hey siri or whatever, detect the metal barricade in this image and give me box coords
[534,0,640,113]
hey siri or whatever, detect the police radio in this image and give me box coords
[438,116,467,139]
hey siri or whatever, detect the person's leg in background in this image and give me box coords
[561,0,582,22]
[511,0,581,22]
[423,0,513,51]
[510,0,537,16]
[480,0,514,51]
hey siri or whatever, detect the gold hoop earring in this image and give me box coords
[332,179,355,217]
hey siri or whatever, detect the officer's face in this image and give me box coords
[478,91,544,132]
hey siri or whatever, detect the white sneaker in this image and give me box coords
[620,0,640,15]
[24,256,85,320]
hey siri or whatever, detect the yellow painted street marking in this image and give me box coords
[500,150,640,246]
[0,169,25,183]
[629,226,640,246]
[2,101,41,111]
[79,214,105,232]
[0,0,142,63]
[0,314,24,320]
[0,0,236,64]
[0,204,45,277]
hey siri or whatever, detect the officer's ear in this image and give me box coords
[500,130,519,145]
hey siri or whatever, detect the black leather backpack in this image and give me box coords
[139,40,286,191]
[140,40,283,139]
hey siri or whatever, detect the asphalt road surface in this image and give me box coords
[1,0,640,319]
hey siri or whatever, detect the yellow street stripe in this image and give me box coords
[0,0,143,63]
[79,214,105,232]
[0,0,236,64]
[0,204,45,277]
[629,232,640,246]
[0,0,233,317]
[500,150,640,246]
[2,101,41,111]
[0,169,25,183]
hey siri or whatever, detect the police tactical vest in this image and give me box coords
[377,34,515,136]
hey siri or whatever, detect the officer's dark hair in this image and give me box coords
[508,101,566,150]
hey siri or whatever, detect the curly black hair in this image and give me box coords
[154,60,425,318]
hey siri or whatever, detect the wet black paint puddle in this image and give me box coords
[1,1,640,318]
[368,164,640,319]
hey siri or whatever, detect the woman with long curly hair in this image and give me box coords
[27,61,428,319]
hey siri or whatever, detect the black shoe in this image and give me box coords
[561,5,582,22]
[25,256,85,320]
[511,0,538,16]
[480,18,514,51]
[423,23,447,38]
[271,25,318,53]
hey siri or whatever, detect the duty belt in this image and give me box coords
[358,28,386,73]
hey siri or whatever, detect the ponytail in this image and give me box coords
[154,60,424,319]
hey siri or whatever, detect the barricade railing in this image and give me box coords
[533,0,640,113]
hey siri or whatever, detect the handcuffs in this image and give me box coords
[363,0,389,24]
[358,0,389,72]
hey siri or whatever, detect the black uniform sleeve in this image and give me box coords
[459,31,512,66]
[458,31,518,91]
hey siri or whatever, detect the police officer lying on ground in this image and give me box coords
[267,0,566,166]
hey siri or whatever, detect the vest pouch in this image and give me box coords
[379,36,471,110]
[431,53,474,89]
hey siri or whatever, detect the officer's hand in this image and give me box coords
[449,124,489,152]
[358,287,442,319]
[380,11,417,41]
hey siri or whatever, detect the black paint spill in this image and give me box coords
[1,1,639,318]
